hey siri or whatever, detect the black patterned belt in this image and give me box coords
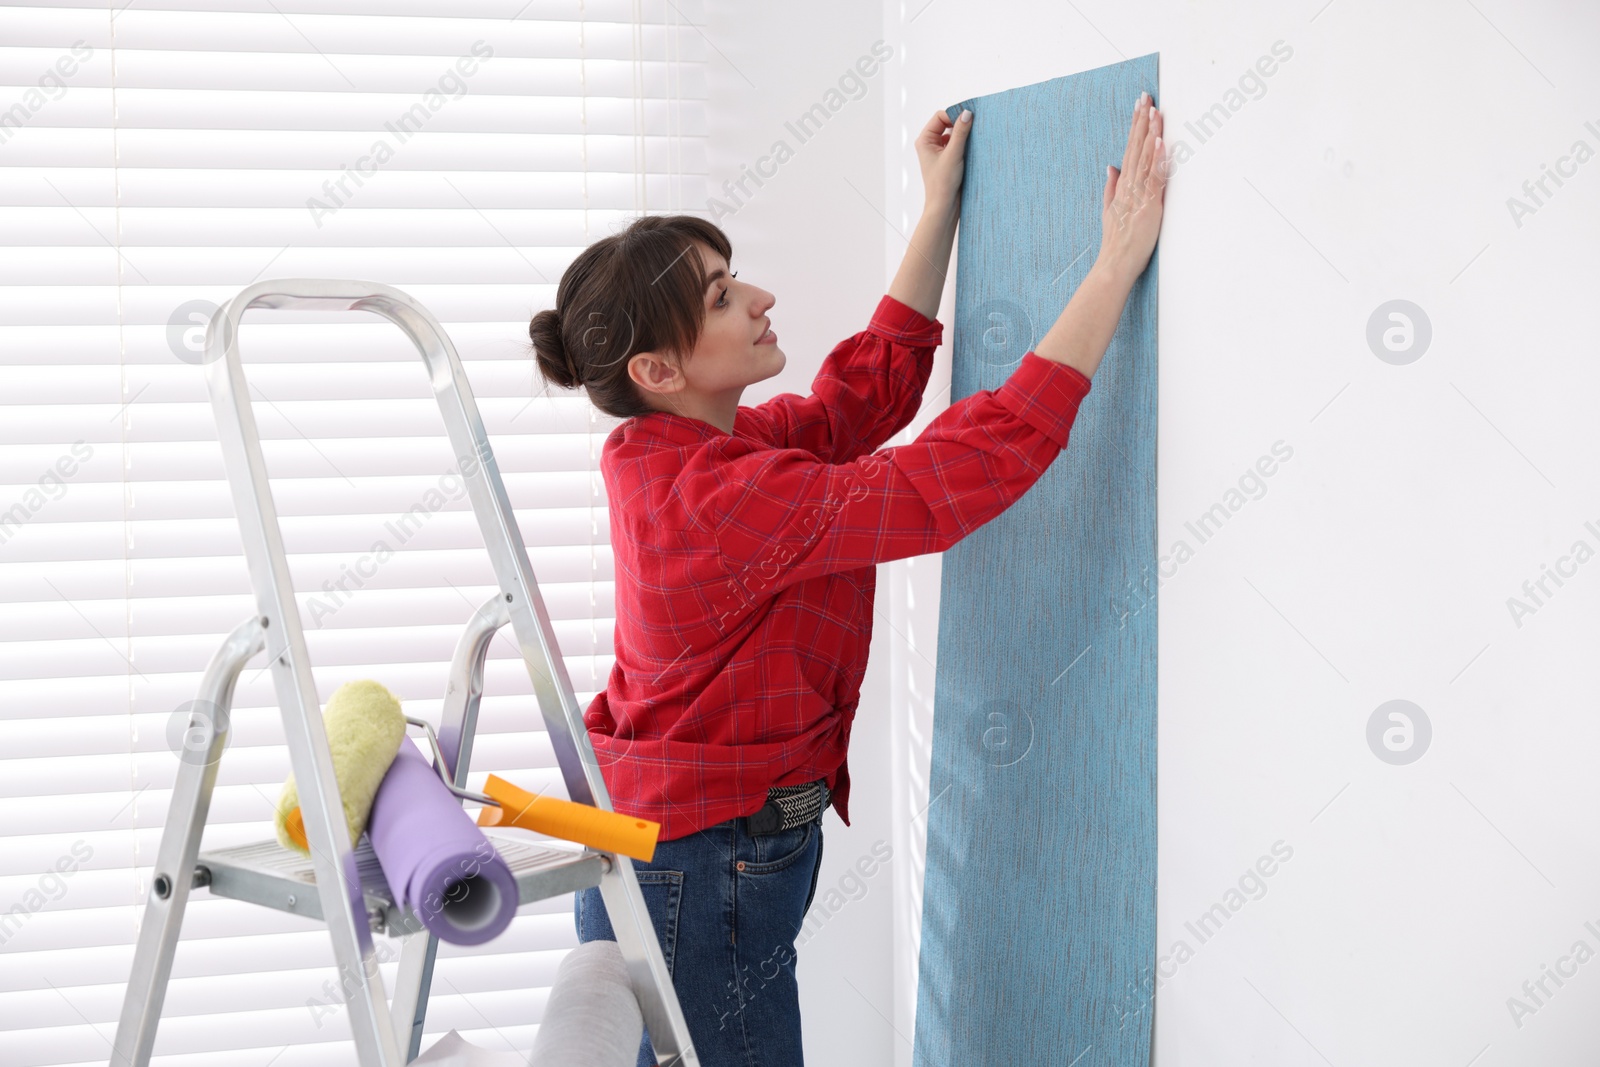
[747,778,830,835]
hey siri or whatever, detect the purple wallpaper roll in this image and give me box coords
[366,740,518,945]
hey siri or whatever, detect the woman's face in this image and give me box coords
[629,242,784,407]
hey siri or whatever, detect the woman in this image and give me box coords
[528,95,1166,1066]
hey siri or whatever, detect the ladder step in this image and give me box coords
[196,834,605,934]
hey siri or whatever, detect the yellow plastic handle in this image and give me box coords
[476,774,660,863]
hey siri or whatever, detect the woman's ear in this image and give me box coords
[628,350,682,398]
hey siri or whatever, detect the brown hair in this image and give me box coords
[528,214,734,420]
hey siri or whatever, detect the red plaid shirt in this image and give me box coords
[584,294,1092,840]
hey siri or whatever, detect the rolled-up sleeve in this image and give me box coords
[672,350,1092,615]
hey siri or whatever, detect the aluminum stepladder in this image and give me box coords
[110,279,698,1067]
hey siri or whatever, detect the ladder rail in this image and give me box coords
[105,278,698,1067]
[387,285,601,807]
[200,281,407,1067]
[110,616,267,1067]
[437,594,509,784]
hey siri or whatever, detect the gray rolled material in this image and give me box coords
[528,940,645,1067]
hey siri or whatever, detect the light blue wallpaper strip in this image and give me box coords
[914,53,1159,1067]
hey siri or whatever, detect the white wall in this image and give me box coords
[709,1,1600,1063]
[883,0,1600,1065]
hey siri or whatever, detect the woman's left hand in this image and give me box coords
[914,108,973,214]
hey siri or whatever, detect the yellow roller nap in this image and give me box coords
[274,679,408,854]
[477,774,661,863]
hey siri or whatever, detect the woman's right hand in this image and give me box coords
[1030,92,1166,381]
[1096,92,1167,285]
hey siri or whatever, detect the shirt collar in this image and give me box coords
[619,409,734,447]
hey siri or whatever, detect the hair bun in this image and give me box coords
[529,308,581,390]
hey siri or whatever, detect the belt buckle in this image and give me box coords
[748,800,783,835]
[749,779,827,835]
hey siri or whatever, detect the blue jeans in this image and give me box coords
[574,808,826,1067]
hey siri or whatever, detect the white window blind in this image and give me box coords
[0,2,706,1063]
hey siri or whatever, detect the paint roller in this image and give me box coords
[270,678,518,943]
[359,744,665,943]
[270,679,660,943]
[273,678,406,853]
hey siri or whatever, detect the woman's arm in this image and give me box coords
[886,109,972,320]
[886,198,959,321]
[668,349,1090,617]
[1033,94,1166,380]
